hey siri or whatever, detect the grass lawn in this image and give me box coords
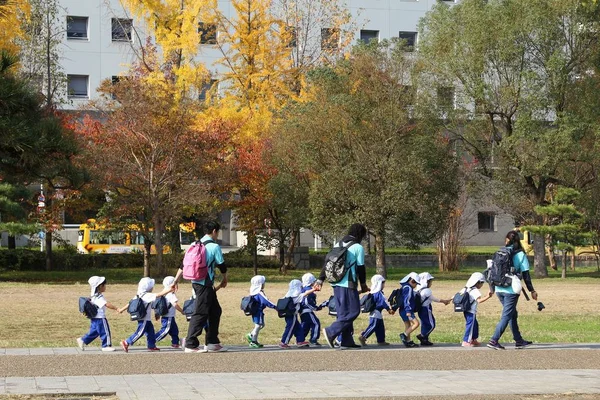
[0,268,599,348]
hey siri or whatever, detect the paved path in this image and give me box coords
[1,343,600,399]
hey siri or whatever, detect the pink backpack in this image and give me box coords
[182,240,212,281]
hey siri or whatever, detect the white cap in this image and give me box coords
[370,274,386,294]
[88,276,106,297]
[137,277,155,295]
[400,272,421,285]
[250,275,266,295]
[162,276,175,289]
[466,272,486,288]
[302,273,316,287]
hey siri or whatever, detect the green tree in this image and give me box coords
[418,0,600,277]
[278,40,459,276]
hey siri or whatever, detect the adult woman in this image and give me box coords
[487,230,538,350]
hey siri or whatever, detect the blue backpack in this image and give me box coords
[360,293,376,313]
[127,295,147,321]
[182,296,195,321]
[153,296,171,317]
[453,288,472,313]
[79,297,98,319]
[240,296,258,316]
[276,297,296,318]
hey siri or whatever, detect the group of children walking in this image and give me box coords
[77,270,492,352]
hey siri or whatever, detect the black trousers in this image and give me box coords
[185,283,222,348]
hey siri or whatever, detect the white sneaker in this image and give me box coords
[184,347,207,353]
[205,343,228,352]
[101,347,115,352]
[76,338,85,351]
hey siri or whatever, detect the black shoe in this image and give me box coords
[421,340,434,346]
[416,334,425,344]
[487,340,506,350]
[400,333,409,345]
[405,341,419,348]
[340,343,361,349]
[515,340,533,349]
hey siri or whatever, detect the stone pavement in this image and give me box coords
[2,343,600,399]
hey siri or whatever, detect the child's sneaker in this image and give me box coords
[278,342,291,349]
[249,341,263,348]
[148,347,160,352]
[461,341,474,347]
[487,340,505,350]
[515,340,533,349]
[245,333,253,344]
[399,333,409,346]
[171,344,181,349]
[297,341,310,348]
[310,341,322,347]
[76,337,85,351]
[470,340,481,347]
[101,347,115,352]
[205,343,228,352]
[358,335,367,346]
[405,341,419,348]
[120,340,129,353]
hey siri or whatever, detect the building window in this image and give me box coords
[199,79,217,101]
[478,212,496,232]
[112,18,133,42]
[398,31,417,51]
[67,16,88,40]
[198,22,217,44]
[360,30,379,44]
[67,75,89,98]
[437,86,455,109]
[321,28,339,50]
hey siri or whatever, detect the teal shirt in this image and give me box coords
[494,248,529,295]
[332,242,365,288]
[192,235,224,286]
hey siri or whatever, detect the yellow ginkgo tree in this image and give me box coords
[0,0,29,54]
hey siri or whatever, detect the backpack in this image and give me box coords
[327,295,337,316]
[276,297,296,318]
[127,295,147,321]
[182,297,195,321]
[240,296,258,316]
[79,297,98,319]
[360,293,376,313]
[322,241,355,283]
[452,289,472,313]
[388,288,401,310]
[182,240,213,281]
[413,291,423,313]
[486,246,516,287]
[153,296,171,317]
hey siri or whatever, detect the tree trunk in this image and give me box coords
[279,231,286,267]
[143,242,151,277]
[8,236,16,249]
[253,236,258,276]
[561,251,567,279]
[285,230,298,271]
[437,210,461,272]
[570,251,575,271]
[153,217,165,275]
[374,231,386,277]
[546,239,557,270]
[533,232,548,278]
[45,230,52,271]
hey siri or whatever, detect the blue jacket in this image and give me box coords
[373,291,391,312]
[300,286,320,313]
[400,283,416,314]
[251,292,276,317]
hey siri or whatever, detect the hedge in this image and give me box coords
[0,248,280,271]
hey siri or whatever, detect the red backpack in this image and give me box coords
[182,240,213,281]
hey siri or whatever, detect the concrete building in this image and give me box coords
[3,0,511,250]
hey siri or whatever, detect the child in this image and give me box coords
[155,276,184,348]
[394,272,421,348]
[358,274,394,346]
[76,276,119,352]
[461,272,492,347]
[118,277,173,352]
[299,273,324,346]
[245,275,276,348]
[416,272,451,346]
[279,279,311,349]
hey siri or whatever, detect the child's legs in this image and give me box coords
[251,313,264,342]
[361,317,378,339]
[403,318,419,338]
[463,312,476,342]
[144,321,157,348]
[294,315,306,343]
[281,315,297,344]
[155,317,172,343]
[251,323,263,342]
[97,318,112,348]
[126,321,147,345]
[81,319,101,344]
[168,318,179,345]
[374,319,386,343]
[308,313,320,342]
[473,316,479,341]
[419,308,436,338]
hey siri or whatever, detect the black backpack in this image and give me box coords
[360,293,376,313]
[327,295,337,316]
[182,297,195,321]
[240,296,258,316]
[276,297,296,318]
[322,241,354,283]
[452,289,472,312]
[487,246,515,287]
[153,296,171,317]
[127,295,147,321]
[413,291,423,313]
[388,288,401,310]
[79,297,98,319]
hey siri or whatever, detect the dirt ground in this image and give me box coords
[0,279,598,348]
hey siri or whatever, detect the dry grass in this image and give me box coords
[0,279,598,348]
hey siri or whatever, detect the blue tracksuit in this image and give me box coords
[155,317,179,345]
[281,300,305,344]
[251,292,276,325]
[300,286,321,343]
[360,292,390,343]
[82,318,112,348]
[126,320,156,348]
[394,283,416,321]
